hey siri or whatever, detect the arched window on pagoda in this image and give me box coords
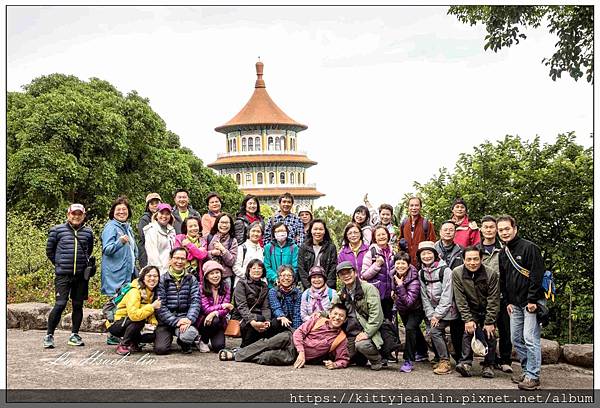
[257,172,264,184]
[274,137,281,151]
[241,138,247,152]
[280,172,286,184]
[301,173,304,184]
[269,172,275,184]
[248,137,254,151]
[245,173,252,185]
[255,136,261,151]
[281,136,286,151]
[297,172,301,185]
[235,173,241,185]
[290,173,295,184]
[268,137,274,151]
[290,138,295,151]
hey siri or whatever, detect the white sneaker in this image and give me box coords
[500,363,514,373]
[197,341,210,353]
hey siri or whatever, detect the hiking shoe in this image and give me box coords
[518,377,541,391]
[197,341,210,353]
[500,363,514,373]
[43,334,55,349]
[481,365,495,378]
[116,344,131,356]
[129,343,142,353]
[68,333,84,346]
[433,359,452,375]
[181,344,193,354]
[511,373,526,384]
[370,361,383,371]
[415,352,429,362]
[107,334,120,345]
[455,363,472,377]
[431,358,440,369]
[399,361,414,373]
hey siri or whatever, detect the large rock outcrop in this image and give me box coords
[7,303,52,330]
[561,344,593,368]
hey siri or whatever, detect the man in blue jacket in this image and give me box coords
[155,247,201,354]
[44,203,94,348]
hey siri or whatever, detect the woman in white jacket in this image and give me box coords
[232,221,264,288]
[143,203,176,275]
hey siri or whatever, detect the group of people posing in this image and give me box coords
[44,190,548,391]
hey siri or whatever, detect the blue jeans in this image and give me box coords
[510,303,542,380]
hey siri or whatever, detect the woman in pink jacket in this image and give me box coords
[174,216,208,281]
[196,261,233,353]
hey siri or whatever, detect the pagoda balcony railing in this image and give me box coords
[216,150,308,158]
[241,183,317,189]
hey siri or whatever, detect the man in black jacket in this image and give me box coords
[498,215,545,391]
[44,203,94,349]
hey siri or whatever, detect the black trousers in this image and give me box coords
[496,301,513,365]
[460,318,497,367]
[399,310,428,362]
[381,297,394,322]
[235,331,297,365]
[108,318,155,346]
[240,316,285,348]
[198,317,226,352]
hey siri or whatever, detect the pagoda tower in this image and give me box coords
[208,61,324,211]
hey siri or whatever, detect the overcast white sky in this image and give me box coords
[6,5,593,214]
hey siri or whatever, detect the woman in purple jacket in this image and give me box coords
[337,222,369,273]
[393,251,429,373]
[196,261,233,353]
[361,225,395,320]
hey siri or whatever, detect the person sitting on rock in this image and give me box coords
[106,265,161,355]
[154,247,201,355]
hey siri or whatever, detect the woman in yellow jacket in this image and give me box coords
[107,265,161,355]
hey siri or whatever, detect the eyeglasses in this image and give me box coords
[145,274,160,279]
[172,256,187,261]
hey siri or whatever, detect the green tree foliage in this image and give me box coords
[313,206,351,247]
[7,74,243,219]
[448,5,593,83]
[412,133,593,343]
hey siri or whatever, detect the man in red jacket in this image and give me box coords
[399,197,436,266]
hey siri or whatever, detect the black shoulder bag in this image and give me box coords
[72,229,96,280]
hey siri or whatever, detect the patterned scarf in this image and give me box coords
[309,286,327,313]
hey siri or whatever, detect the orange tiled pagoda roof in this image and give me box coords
[215,61,307,133]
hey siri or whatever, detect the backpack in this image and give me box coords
[304,287,335,303]
[419,267,445,285]
[102,282,133,323]
[400,217,430,240]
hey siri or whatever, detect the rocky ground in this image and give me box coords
[7,329,592,394]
